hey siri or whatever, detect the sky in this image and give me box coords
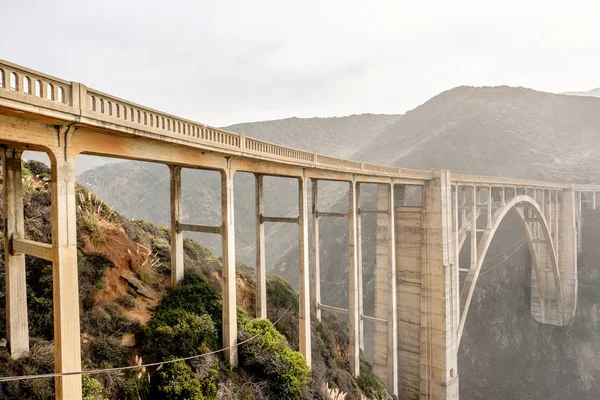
[2,0,600,126]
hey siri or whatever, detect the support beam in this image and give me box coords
[255,174,267,318]
[348,179,360,377]
[169,165,184,287]
[260,215,299,224]
[51,151,82,400]
[177,222,222,235]
[221,168,237,366]
[3,149,29,359]
[298,175,311,367]
[12,237,54,261]
[316,211,348,218]
[311,179,321,321]
[319,303,349,313]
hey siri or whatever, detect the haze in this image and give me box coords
[2,0,599,126]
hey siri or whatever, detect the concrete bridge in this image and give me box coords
[0,59,596,399]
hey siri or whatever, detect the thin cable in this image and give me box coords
[0,303,293,383]
[131,161,256,250]
[460,241,526,284]
[481,240,526,264]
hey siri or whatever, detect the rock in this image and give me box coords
[0,338,7,348]
[121,274,158,300]
[121,332,136,347]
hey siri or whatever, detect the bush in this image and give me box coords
[144,309,218,360]
[90,334,130,367]
[154,361,204,400]
[151,273,222,330]
[239,318,311,400]
[82,375,108,400]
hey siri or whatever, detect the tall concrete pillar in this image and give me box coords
[559,189,577,323]
[255,174,267,318]
[2,149,29,358]
[374,183,398,396]
[298,176,311,367]
[348,180,360,377]
[356,183,364,351]
[311,179,321,321]
[420,170,459,399]
[169,165,184,286]
[51,152,82,400]
[221,168,238,366]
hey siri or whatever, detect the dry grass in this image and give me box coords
[78,191,119,246]
[130,248,160,284]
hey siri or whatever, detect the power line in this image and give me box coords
[0,303,293,383]
[460,241,526,284]
[131,161,256,250]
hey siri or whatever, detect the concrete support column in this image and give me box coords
[386,184,398,396]
[374,183,399,396]
[357,183,364,351]
[420,170,459,399]
[221,168,238,366]
[169,165,184,287]
[348,179,360,377]
[560,189,578,323]
[2,149,29,358]
[470,186,477,270]
[255,174,266,318]
[311,179,321,321]
[298,176,311,367]
[51,153,82,400]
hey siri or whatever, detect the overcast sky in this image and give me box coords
[2,0,599,126]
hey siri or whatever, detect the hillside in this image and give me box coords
[226,114,400,158]
[0,161,390,400]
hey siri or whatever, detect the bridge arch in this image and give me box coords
[458,194,564,342]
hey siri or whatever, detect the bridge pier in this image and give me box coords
[50,149,83,400]
[375,172,458,399]
[298,175,311,367]
[3,149,29,359]
[222,168,238,367]
[169,165,184,286]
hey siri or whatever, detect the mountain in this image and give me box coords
[226,114,400,158]
[352,86,600,182]
[563,87,600,98]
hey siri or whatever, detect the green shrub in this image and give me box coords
[154,361,203,400]
[239,318,311,400]
[151,273,222,330]
[144,309,218,360]
[82,375,108,400]
[357,363,387,400]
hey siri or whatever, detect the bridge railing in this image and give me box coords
[0,60,74,111]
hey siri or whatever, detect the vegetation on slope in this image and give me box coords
[0,161,389,400]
